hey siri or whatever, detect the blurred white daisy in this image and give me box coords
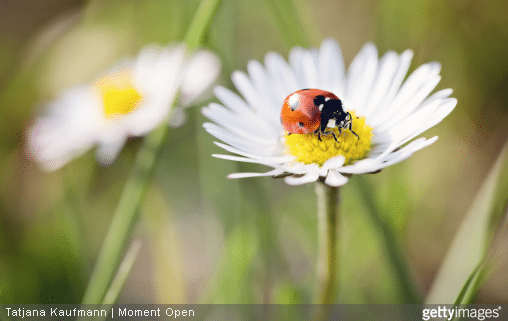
[30,44,220,171]
[202,39,456,186]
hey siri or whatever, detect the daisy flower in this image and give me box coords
[30,44,220,171]
[202,39,456,186]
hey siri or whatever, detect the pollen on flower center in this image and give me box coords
[95,70,142,117]
[284,111,373,166]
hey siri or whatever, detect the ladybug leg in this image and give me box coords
[329,131,339,143]
[348,122,359,139]
[323,128,339,143]
[317,122,328,141]
[315,128,322,141]
[346,112,359,139]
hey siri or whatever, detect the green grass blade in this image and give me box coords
[80,125,169,304]
[77,240,141,321]
[102,239,142,305]
[355,176,421,303]
[426,141,508,304]
[184,0,223,51]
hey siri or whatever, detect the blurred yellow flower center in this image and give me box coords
[284,112,373,166]
[96,70,142,117]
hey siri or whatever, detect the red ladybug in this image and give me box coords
[280,89,358,142]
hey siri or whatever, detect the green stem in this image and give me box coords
[184,0,222,51]
[81,124,169,304]
[315,181,339,304]
[356,176,421,303]
[102,239,142,305]
[81,240,142,321]
[81,0,222,304]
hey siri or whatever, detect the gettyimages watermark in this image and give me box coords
[422,306,502,321]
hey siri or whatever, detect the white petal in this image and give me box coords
[231,71,280,128]
[367,49,413,123]
[228,169,284,179]
[289,46,306,88]
[134,44,183,96]
[372,63,441,127]
[29,86,102,171]
[373,63,442,130]
[321,155,345,170]
[264,52,299,99]
[318,38,346,95]
[213,141,292,163]
[324,170,348,186]
[284,171,320,185]
[376,137,438,169]
[346,42,378,114]
[214,86,252,115]
[247,60,281,118]
[421,88,453,104]
[212,153,279,166]
[96,135,127,165]
[377,75,442,132]
[379,98,456,155]
[204,123,280,156]
[300,50,320,88]
[231,71,258,109]
[202,103,276,139]
[123,97,169,136]
[378,136,438,167]
[339,158,382,174]
[361,51,401,117]
[180,50,221,105]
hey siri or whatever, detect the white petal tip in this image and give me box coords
[284,172,320,185]
[428,136,439,144]
[324,170,349,186]
[322,155,346,170]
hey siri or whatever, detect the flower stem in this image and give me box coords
[315,181,339,304]
[184,0,223,51]
[80,0,222,305]
[102,239,143,305]
[81,125,169,304]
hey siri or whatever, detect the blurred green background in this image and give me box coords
[1,0,507,304]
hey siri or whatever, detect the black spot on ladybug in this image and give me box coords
[298,122,305,128]
[313,95,326,107]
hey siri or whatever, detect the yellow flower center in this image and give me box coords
[284,111,373,166]
[95,70,143,118]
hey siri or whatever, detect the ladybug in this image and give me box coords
[280,89,358,142]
